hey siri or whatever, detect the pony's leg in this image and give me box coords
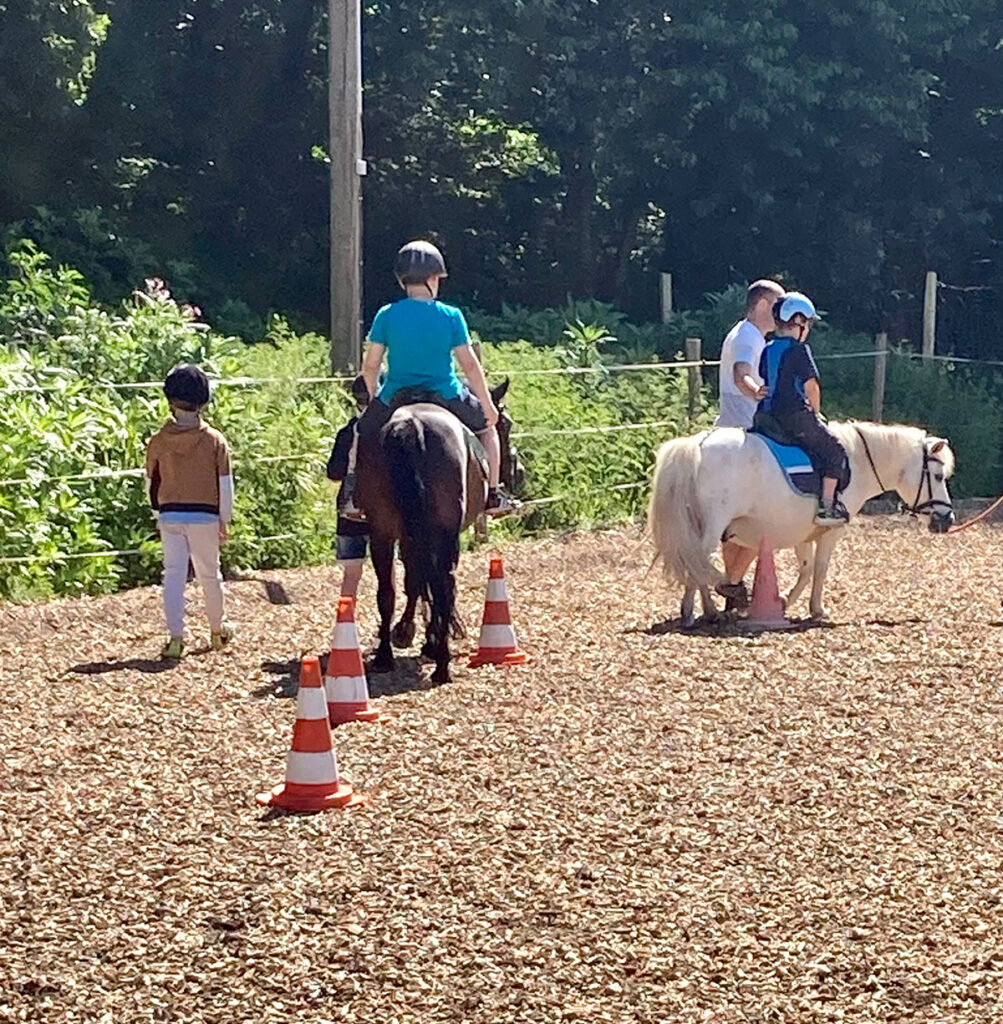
[370,535,396,672]
[680,585,697,627]
[809,533,840,620]
[698,585,722,623]
[785,542,814,611]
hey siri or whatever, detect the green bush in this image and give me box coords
[2,241,1001,600]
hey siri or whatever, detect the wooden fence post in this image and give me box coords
[872,332,888,423]
[685,337,701,421]
[660,273,673,323]
[922,271,937,361]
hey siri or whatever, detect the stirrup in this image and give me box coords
[814,501,849,527]
[485,489,520,518]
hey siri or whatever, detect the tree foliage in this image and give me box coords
[0,0,1000,347]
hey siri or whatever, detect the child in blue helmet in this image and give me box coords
[346,240,517,517]
[755,292,850,527]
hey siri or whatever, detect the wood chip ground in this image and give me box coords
[2,518,1002,1022]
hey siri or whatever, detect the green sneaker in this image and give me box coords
[160,636,184,659]
[210,623,234,651]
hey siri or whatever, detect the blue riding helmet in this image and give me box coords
[772,291,819,324]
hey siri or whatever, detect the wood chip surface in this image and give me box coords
[2,517,1002,1022]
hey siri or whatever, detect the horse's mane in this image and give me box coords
[832,420,956,478]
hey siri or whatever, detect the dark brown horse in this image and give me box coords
[355,380,521,683]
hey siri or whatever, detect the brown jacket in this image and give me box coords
[146,420,231,514]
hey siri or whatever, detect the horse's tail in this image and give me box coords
[383,412,464,639]
[647,433,719,587]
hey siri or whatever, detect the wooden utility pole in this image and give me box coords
[660,273,673,323]
[329,0,364,372]
[922,270,937,362]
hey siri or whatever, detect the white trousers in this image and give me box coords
[159,520,225,636]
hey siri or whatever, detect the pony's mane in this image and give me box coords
[834,420,955,478]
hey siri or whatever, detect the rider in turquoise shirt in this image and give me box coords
[368,298,466,403]
[346,240,516,517]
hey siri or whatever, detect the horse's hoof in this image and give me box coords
[431,666,451,684]
[370,652,394,673]
[391,620,416,649]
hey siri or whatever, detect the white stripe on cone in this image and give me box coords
[485,579,508,602]
[476,624,519,649]
[330,620,361,650]
[295,687,329,720]
[325,675,369,703]
[285,750,340,786]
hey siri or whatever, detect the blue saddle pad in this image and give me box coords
[754,433,820,497]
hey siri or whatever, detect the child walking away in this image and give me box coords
[146,364,234,658]
[326,375,371,597]
[754,292,850,527]
[344,239,518,518]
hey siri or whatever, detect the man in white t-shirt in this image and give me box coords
[715,279,785,607]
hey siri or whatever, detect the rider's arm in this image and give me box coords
[804,377,821,413]
[732,361,766,399]
[360,341,385,399]
[454,344,499,427]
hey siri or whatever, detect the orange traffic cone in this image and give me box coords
[744,537,794,629]
[326,597,380,725]
[256,655,360,811]
[469,556,531,667]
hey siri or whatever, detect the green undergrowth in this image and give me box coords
[1,243,1000,599]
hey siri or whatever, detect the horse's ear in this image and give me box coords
[490,377,510,404]
[930,438,948,454]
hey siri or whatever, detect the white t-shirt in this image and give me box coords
[715,319,767,428]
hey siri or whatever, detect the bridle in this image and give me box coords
[853,426,953,519]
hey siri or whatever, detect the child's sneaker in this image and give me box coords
[814,499,850,527]
[211,623,235,650]
[160,636,184,659]
[486,486,520,518]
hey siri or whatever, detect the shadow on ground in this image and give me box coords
[70,657,177,676]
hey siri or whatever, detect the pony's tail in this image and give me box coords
[647,434,720,587]
[384,413,463,639]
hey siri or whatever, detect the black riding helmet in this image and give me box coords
[394,240,447,288]
[164,363,211,407]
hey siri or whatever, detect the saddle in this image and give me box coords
[388,387,488,480]
[749,412,850,498]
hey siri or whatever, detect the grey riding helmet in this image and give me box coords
[394,240,448,286]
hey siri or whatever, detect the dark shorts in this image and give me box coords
[336,515,369,562]
[357,387,488,440]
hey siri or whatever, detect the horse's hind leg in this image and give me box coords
[391,553,420,649]
[681,585,697,628]
[699,585,722,623]
[370,535,396,673]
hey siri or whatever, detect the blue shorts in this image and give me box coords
[336,532,368,562]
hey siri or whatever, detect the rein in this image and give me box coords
[853,426,952,519]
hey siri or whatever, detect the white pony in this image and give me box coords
[648,421,956,625]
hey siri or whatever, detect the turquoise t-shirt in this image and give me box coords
[368,298,468,402]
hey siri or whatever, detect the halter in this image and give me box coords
[853,426,953,518]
